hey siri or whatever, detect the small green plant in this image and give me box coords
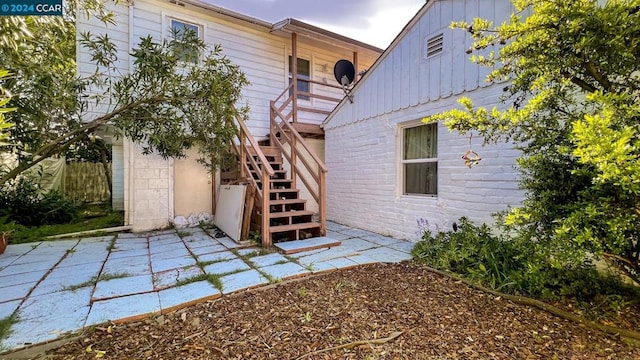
[0,315,17,342]
[298,286,308,297]
[175,273,223,291]
[247,230,261,244]
[177,230,192,238]
[300,311,312,323]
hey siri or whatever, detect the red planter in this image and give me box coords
[0,234,7,255]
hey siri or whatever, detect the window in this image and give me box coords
[402,123,438,195]
[426,33,444,58]
[170,19,201,63]
[288,56,310,100]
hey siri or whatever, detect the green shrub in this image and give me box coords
[0,175,77,226]
[412,217,640,304]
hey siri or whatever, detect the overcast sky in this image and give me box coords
[202,0,426,49]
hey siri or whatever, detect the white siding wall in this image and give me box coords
[77,0,381,231]
[324,0,522,240]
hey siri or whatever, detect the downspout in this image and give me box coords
[125,0,135,227]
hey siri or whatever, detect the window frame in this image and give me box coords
[167,17,204,64]
[288,55,311,101]
[400,122,438,197]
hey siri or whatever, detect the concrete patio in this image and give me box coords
[0,221,414,352]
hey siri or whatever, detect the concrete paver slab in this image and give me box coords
[93,274,154,300]
[216,236,243,249]
[326,222,352,232]
[0,260,59,277]
[30,272,92,296]
[1,243,40,258]
[108,247,149,259]
[153,266,203,290]
[259,262,310,280]
[359,234,403,247]
[345,254,379,265]
[187,243,227,256]
[151,255,197,273]
[0,270,46,287]
[296,247,360,266]
[196,250,237,263]
[3,302,90,349]
[338,228,378,238]
[85,292,161,326]
[57,250,109,268]
[358,247,413,263]
[236,248,263,256]
[158,281,220,312]
[102,255,150,276]
[0,300,20,319]
[340,238,379,252]
[312,257,359,270]
[77,236,115,243]
[0,282,38,303]
[274,237,341,254]
[149,247,191,261]
[249,253,289,268]
[15,288,92,321]
[220,269,268,294]
[306,261,336,273]
[387,240,415,254]
[203,259,251,275]
[47,262,102,281]
[324,231,353,241]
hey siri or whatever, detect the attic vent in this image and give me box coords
[426,33,444,58]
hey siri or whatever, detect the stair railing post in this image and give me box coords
[239,130,246,179]
[319,168,326,236]
[290,135,297,188]
[261,166,271,246]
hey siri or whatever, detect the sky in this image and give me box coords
[202,0,426,49]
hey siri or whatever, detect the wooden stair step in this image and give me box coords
[270,199,307,205]
[269,222,321,233]
[269,189,300,194]
[269,210,314,218]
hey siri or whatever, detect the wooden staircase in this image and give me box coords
[249,146,321,243]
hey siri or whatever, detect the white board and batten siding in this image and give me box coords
[323,0,523,240]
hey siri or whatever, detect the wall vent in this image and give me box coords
[426,33,444,58]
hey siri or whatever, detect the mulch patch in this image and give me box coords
[46,262,640,359]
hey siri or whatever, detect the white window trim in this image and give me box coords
[399,121,439,197]
[285,50,313,105]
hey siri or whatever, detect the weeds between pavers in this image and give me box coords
[63,272,130,291]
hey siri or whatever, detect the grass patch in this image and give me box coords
[63,272,130,291]
[177,230,192,238]
[8,203,124,244]
[0,315,17,342]
[175,274,223,291]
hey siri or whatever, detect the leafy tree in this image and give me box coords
[0,1,248,186]
[425,0,640,277]
[0,70,14,145]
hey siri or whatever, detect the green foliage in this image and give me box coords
[424,0,640,275]
[0,1,249,187]
[0,175,77,227]
[7,203,123,243]
[412,218,640,306]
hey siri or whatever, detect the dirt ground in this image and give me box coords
[36,263,640,359]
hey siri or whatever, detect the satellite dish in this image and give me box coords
[333,59,355,103]
[333,59,355,86]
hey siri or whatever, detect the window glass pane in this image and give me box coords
[170,19,200,63]
[171,20,199,37]
[404,124,437,160]
[405,162,437,195]
[288,56,311,100]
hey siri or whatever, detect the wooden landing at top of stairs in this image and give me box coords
[274,237,341,255]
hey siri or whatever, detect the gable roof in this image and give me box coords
[321,0,434,127]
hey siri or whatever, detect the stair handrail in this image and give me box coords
[269,101,328,236]
[231,113,274,245]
